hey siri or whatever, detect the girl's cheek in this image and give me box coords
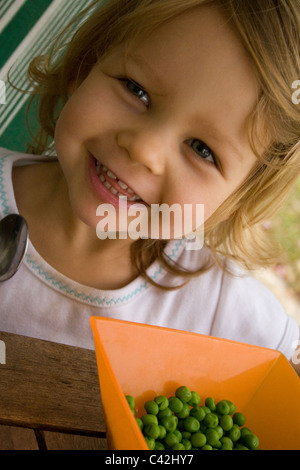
[56,90,94,136]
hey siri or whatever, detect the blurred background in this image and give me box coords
[1,0,299,324]
[254,181,300,325]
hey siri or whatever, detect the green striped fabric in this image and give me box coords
[0,0,96,153]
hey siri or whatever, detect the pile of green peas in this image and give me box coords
[125,385,260,450]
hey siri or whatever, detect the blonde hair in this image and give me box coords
[18,0,300,288]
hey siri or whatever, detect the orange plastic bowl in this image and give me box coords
[90,317,300,450]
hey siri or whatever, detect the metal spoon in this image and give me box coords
[0,214,28,282]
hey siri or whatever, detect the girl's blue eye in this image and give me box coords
[187,139,216,165]
[123,79,150,107]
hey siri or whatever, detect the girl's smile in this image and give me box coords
[89,153,147,208]
[54,4,259,238]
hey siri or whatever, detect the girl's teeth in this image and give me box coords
[118,181,128,190]
[107,170,117,180]
[96,160,142,201]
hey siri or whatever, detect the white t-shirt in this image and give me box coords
[0,148,298,359]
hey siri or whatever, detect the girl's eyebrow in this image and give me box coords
[203,124,244,162]
[126,53,166,91]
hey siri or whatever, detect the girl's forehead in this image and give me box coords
[101,5,259,129]
[106,5,258,97]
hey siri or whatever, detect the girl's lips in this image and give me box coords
[88,153,148,208]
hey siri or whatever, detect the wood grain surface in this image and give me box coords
[0,332,107,449]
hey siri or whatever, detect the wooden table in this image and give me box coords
[0,331,108,450]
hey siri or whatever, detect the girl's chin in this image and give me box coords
[67,197,100,231]
[68,201,130,241]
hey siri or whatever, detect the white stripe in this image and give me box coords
[0,0,27,34]
[0,0,90,109]
[0,0,96,135]
[0,94,28,133]
[0,0,71,132]
[0,0,15,20]
[2,0,80,86]
[0,0,67,79]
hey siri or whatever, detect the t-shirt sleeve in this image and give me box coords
[210,265,300,360]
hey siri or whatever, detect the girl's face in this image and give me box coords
[54,5,259,240]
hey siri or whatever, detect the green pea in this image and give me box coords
[225,400,236,415]
[169,396,184,414]
[154,395,169,410]
[216,400,230,415]
[154,441,165,450]
[173,429,182,442]
[203,412,219,428]
[190,432,207,448]
[242,433,259,450]
[175,386,192,403]
[183,416,200,433]
[205,428,220,447]
[201,444,213,450]
[227,424,241,442]
[181,431,191,440]
[144,400,159,415]
[125,395,135,410]
[188,391,201,407]
[144,437,155,450]
[157,407,172,420]
[135,417,143,431]
[215,425,224,439]
[190,406,206,422]
[233,412,246,427]
[176,403,190,419]
[182,438,192,450]
[220,443,232,450]
[200,422,207,432]
[160,415,178,432]
[172,443,185,450]
[200,405,211,415]
[240,427,253,441]
[144,423,161,439]
[234,443,249,450]
[220,414,233,431]
[164,431,179,447]
[158,425,166,440]
[212,439,222,449]
[220,436,233,449]
[141,414,158,426]
[205,397,216,411]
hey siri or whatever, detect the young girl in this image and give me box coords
[0,0,299,372]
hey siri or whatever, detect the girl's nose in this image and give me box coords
[116,126,171,175]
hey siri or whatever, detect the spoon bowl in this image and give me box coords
[0,214,28,282]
